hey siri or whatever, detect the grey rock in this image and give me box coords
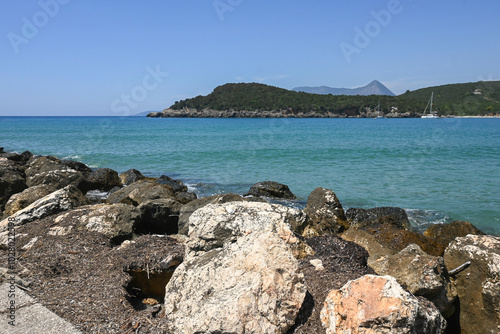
[177,193,248,235]
[0,185,88,232]
[81,168,122,192]
[443,234,500,333]
[346,206,411,230]
[3,185,56,216]
[245,181,296,199]
[25,155,84,190]
[0,157,27,211]
[302,187,348,235]
[118,169,145,186]
[185,201,311,260]
[53,203,141,243]
[106,179,175,206]
[137,198,182,235]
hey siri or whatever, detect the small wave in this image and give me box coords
[63,154,82,160]
[405,208,451,232]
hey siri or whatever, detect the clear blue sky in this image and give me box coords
[1,0,499,116]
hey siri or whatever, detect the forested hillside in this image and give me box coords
[168,81,500,116]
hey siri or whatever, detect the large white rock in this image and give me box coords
[186,201,311,259]
[164,231,306,334]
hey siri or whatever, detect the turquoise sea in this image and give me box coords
[1,116,499,235]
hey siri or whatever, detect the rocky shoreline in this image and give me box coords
[1,147,499,333]
[148,108,419,118]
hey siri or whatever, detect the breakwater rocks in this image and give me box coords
[1,148,499,333]
[147,108,417,118]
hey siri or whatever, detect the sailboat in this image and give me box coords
[375,101,384,118]
[421,92,439,118]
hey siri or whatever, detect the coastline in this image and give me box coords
[148,108,500,118]
[1,147,499,332]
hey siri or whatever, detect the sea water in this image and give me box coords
[1,116,499,235]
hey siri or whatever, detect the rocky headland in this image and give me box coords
[1,147,499,333]
[147,108,416,118]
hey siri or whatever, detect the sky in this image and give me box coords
[1,0,499,116]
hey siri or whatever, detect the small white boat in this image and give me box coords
[421,92,439,118]
[375,101,384,118]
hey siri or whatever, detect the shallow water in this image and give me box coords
[1,116,499,235]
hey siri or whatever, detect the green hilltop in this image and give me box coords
[169,81,500,116]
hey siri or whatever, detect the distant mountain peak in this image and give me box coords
[292,80,395,96]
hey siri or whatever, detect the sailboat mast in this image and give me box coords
[430,92,434,113]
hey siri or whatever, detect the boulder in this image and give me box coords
[174,191,197,204]
[137,198,182,235]
[61,159,92,173]
[346,206,411,230]
[0,157,27,211]
[320,275,446,334]
[80,168,122,192]
[185,201,311,260]
[424,220,485,255]
[53,203,141,243]
[106,179,174,206]
[177,193,248,235]
[0,150,33,165]
[0,185,88,231]
[341,228,396,262]
[302,187,348,235]
[155,175,188,193]
[369,244,457,318]
[163,230,306,333]
[443,235,500,334]
[245,181,296,199]
[119,169,145,186]
[25,155,84,190]
[362,223,444,257]
[3,184,56,216]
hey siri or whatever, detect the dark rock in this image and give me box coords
[174,191,197,204]
[444,235,500,334]
[25,155,85,190]
[424,220,485,255]
[244,181,296,199]
[0,157,28,211]
[346,206,411,230]
[137,199,182,235]
[81,168,122,193]
[177,193,247,235]
[362,223,445,257]
[1,150,33,165]
[119,169,145,186]
[301,187,348,235]
[156,175,188,193]
[106,179,175,206]
[61,159,92,174]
